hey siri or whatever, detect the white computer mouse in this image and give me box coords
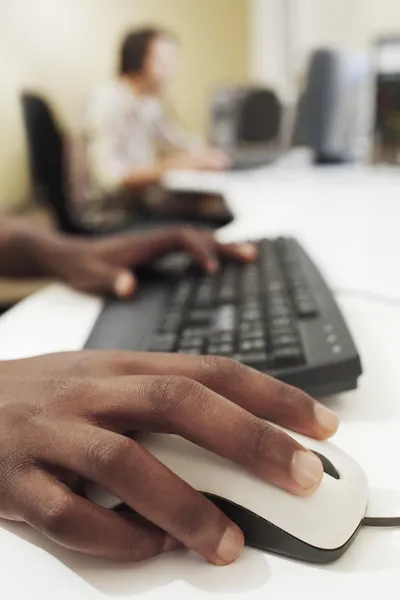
[86,428,369,564]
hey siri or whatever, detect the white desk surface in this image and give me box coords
[2,166,400,600]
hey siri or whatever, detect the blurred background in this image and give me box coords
[2,0,400,212]
[0,0,249,211]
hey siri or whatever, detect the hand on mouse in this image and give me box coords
[0,351,339,563]
[0,219,256,298]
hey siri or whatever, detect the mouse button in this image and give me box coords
[311,451,340,480]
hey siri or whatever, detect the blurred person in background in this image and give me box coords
[69,27,229,230]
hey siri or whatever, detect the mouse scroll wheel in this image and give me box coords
[311,451,340,480]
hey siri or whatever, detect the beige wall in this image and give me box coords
[298,0,400,52]
[0,0,250,210]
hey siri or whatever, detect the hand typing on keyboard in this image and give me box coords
[0,350,338,564]
[1,218,257,298]
[70,227,257,297]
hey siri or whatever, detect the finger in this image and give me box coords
[85,375,324,496]
[109,228,219,274]
[18,470,180,561]
[37,427,244,565]
[78,260,137,298]
[169,230,256,273]
[186,231,258,266]
[175,229,220,273]
[113,270,137,298]
[216,242,258,263]
[111,352,339,441]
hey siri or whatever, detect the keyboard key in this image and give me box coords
[217,285,236,304]
[292,288,313,302]
[273,346,304,367]
[149,334,177,352]
[240,330,265,342]
[212,305,236,332]
[159,313,181,333]
[270,325,296,338]
[207,342,234,356]
[242,280,260,295]
[241,299,259,311]
[171,281,192,307]
[209,332,235,344]
[271,334,299,348]
[269,306,291,319]
[288,277,307,289]
[178,348,202,355]
[271,317,292,328]
[240,339,266,353]
[178,337,204,349]
[266,280,285,292]
[187,309,213,324]
[296,302,319,318]
[181,327,209,338]
[240,319,264,336]
[193,277,215,308]
[242,308,262,321]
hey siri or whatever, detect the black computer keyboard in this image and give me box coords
[85,238,362,397]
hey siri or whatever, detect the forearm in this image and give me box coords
[155,107,202,153]
[0,218,72,279]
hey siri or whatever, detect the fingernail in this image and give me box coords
[239,244,257,260]
[314,404,339,435]
[292,451,324,489]
[163,535,182,552]
[114,272,135,297]
[215,525,244,565]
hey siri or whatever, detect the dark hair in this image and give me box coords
[119,27,177,76]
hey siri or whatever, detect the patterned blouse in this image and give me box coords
[67,80,199,229]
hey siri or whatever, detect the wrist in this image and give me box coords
[13,225,74,278]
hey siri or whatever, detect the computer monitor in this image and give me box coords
[294,49,372,165]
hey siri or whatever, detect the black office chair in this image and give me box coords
[20,92,91,235]
[236,88,282,144]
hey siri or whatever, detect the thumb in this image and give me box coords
[113,269,137,298]
[84,261,137,298]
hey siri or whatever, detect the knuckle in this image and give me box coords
[64,352,100,376]
[96,350,130,375]
[147,375,202,415]
[86,436,134,476]
[0,446,30,494]
[50,376,95,407]
[245,420,283,466]
[40,494,75,538]
[198,355,246,386]
[94,350,140,376]
[279,383,314,418]
[176,226,192,242]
